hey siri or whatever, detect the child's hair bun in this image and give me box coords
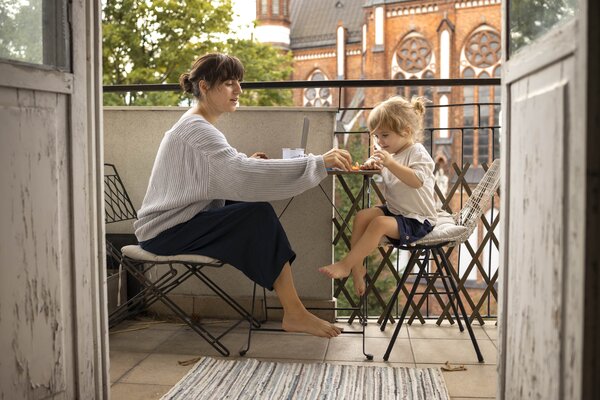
[411,96,428,117]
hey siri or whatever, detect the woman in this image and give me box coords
[134,53,352,338]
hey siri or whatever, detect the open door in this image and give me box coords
[0,1,107,398]
[499,0,596,399]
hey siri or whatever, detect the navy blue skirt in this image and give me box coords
[139,202,295,290]
[377,205,433,246]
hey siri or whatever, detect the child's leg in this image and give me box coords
[318,208,383,279]
[320,215,400,295]
[348,208,384,296]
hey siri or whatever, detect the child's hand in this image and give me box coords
[373,149,393,167]
[361,157,382,170]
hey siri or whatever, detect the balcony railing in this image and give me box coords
[104,78,501,325]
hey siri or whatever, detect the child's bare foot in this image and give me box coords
[319,262,352,279]
[282,309,342,338]
[352,264,367,296]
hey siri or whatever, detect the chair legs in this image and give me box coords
[114,256,260,357]
[437,248,484,363]
[382,247,484,363]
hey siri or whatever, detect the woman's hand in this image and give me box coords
[323,148,353,171]
[250,152,269,159]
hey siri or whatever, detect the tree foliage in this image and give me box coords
[102,0,292,106]
[0,0,43,64]
[510,0,576,54]
[227,39,293,106]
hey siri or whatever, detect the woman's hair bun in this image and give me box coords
[179,73,194,94]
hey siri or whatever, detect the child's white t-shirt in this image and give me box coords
[380,143,437,225]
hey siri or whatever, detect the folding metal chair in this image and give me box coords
[380,159,501,362]
[104,163,140,326]
[103,163,260,356]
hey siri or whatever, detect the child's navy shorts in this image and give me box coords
[377,205,434,246]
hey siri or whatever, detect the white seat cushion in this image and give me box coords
[412,212,467,245]
[121,245,222,265]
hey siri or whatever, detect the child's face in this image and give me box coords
[371,128,411,154]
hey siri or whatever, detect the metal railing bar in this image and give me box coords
[103,78,501,93]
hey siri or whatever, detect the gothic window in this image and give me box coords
[272,0,279,15]
[304,71,332,107]
[478,71,491,164]
[396,34,432,73]
[461,26,502,167]
[261,0,268,16]
[465,29,501,69]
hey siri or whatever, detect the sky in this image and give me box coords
[230,0,257,40]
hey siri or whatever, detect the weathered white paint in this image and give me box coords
[499,9,586,400]
[0,0,106,398]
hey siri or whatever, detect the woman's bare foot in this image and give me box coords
[319,261,352,279]
[282,309,342,338]
[351,264,367,296]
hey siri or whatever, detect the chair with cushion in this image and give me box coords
[103,163,259,356]
[380,159,501,361]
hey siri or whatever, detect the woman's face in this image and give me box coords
[204,79,242,114]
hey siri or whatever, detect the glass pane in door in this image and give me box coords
[510,0,578,55]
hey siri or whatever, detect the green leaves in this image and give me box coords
[227,39,293,106]
[102,0,292,106]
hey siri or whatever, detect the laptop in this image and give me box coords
[300,116,309,152]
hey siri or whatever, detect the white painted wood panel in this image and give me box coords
[505,80,567,400]
[0,89,73,398]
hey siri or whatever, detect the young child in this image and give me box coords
[319,96,437,296]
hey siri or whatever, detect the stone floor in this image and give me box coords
[109,317,498,400]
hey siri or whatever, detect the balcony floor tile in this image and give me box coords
[110,319,497,399]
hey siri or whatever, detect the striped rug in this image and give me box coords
[161,357,450,400]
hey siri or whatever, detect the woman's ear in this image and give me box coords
[199,80,209,95]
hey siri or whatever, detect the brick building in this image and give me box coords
[255,0,502,170]
[256,0,502,288]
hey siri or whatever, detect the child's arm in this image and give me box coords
[373,149,423,188]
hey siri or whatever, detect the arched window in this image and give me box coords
[261,0,268,16]
[463,68,475,165]
[304,71,332,107]
[465,29,501,69]
[272,0,279,15]
[396,34,432,73]
[394,71,405,95]
[460,26,502,166]
[492,66,501,159]
[478,71,490,164]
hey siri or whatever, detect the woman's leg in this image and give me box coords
[274,263,342,338]
[319,215,400,295]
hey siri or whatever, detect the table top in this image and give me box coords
[327,169,381,176]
